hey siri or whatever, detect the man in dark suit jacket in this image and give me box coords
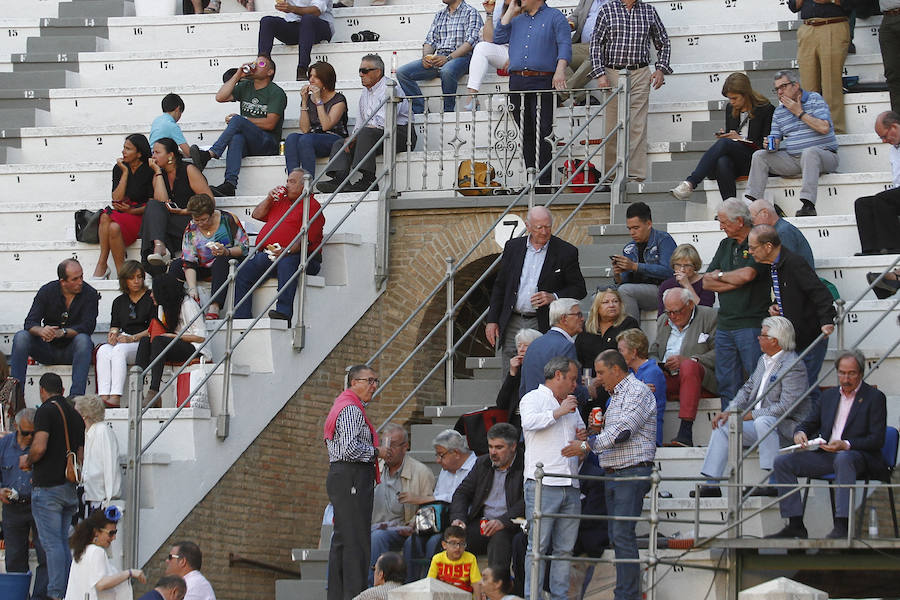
[770,349,888,539]
[648,288,718,447]
[486,206,587,367]
[450,423,525,579]
[748,224,836,405]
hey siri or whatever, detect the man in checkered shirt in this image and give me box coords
[589,349,656,600]
[588,0,672,182]
[396,0,483,113]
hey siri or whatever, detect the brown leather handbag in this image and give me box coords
[54,401,82,484]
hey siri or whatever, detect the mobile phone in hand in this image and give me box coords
[167,202,178,210]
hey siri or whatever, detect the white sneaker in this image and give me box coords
[147,249,171,267]
[670,181,693,200]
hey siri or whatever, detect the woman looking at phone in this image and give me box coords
[142,137,214,276]
[670,72,774,201]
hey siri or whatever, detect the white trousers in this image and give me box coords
[95,341,140,396]
[467,42,509,91]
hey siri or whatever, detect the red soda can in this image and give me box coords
[480,518,488,535]
[590,407,604,428]
[272,185,288,202]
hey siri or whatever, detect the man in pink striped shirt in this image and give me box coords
[769,349,888,539]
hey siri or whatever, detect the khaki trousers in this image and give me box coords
[603,66,651,180]
[797,21,849,134]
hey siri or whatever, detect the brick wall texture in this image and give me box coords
[134,203,611,598]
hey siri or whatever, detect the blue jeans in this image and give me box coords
[801,337,828,407]
[284,131,343,177]
[605,465,652,600]
[3,504,48,600]
[209,115,279,186]
[686,137,756,201]
[714,328,762,410]
[368,528,407,586]
[234,251,321,320]
[395,56,472,113]
[10,330,93,396]
[523,480,580,600]
[31,483,78,599]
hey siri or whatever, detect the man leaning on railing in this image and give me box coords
[768,349,889,540]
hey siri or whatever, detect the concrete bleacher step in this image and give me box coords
[666,215,863,260]
[0,70,75,90]
[57,0,134,19]
[638,497,782,539]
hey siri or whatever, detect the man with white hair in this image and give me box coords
[748,198,814,268]
[702,199,771,410]
[402,429,476,582]
[693,317,808,497]
[486,206,587,366]
[518,298,587,399]
[748,224,835,406]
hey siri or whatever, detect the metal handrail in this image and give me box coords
[530,461,659,600]
[368,75,631,427]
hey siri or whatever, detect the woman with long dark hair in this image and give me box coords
[92,134,154,280]
[141,137,213,276]
[65,508,145,600]
[135,273,210,407]
[671,72,775,201]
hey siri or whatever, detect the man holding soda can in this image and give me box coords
[743,70,838,218]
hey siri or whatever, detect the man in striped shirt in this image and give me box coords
[589,349,656,600]
[396,0,483,113]
[324,364,391,600]
[744,69,839,217]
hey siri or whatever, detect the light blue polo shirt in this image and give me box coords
[150,113,187,146]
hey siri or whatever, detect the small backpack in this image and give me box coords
[456,160,501,196]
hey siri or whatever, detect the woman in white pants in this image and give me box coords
[464,0,510,110]
[95,260,153,407]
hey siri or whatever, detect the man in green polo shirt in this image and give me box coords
[702,198,771,410]
[190,55,287,197]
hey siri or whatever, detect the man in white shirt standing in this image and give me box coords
[520,356,587,600]
[164,541,216,600]
[317,54,417,193]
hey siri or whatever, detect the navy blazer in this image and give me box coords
[487,235,587,340]
[796,381,888,479]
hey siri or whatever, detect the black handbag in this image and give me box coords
[74,209,102,243]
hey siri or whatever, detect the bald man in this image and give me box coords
[486,206,587,366]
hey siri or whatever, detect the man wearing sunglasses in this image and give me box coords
[317,54,417,194]
[0,408,48,600]
[190,55,287,198]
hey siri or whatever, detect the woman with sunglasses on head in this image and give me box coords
[94,261,153,409]
[65,507,146,600]
[74,396,121,520]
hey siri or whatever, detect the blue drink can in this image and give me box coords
[766,135,777,151]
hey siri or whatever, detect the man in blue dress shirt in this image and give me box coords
[0,408,48,600]
[494,0,571,190]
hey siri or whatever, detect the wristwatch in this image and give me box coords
[60,327,67,338]
[580,441,588,452]
[717,271,725,280]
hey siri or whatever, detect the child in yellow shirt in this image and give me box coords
[427,525,482,598]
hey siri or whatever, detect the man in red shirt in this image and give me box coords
[234,168,325,323]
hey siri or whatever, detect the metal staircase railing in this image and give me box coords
[370,72,634,429]
[122,86,407,567]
